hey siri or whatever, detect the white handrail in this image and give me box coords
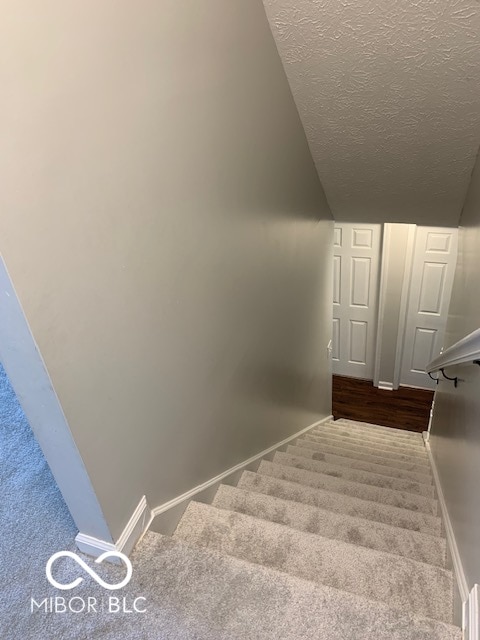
[426,328,480,373]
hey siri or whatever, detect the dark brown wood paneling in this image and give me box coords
[332,376,434,433]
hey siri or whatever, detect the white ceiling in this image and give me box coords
[263,0,480,225]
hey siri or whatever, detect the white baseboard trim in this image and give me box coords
[75,495,152,559]
[75,533,117,557]
[151,415,333,534]
[377,381,394,391]
[424,440,469,607]
[465,584,480,640]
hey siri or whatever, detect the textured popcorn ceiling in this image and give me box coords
[263,0,480,224]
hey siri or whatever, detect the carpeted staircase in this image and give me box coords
[144,418,462,639]
[3,362,461,639]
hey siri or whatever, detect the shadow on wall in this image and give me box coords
[0,362,76,613]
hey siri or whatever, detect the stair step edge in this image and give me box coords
[174,501,453,624]
[238,470,443,537]
[143,532,461,640]
[305,431,430,462]
[300,435,431,467]
[213,483,447,568]
[277,450,435,498]
[296,437,432,475]
[319,422,428,452]
[287,444,433,485]
[336,419,425,440]
[258,460,438,516]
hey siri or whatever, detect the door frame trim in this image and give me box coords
[373,224,388,388]
[373,223,417,390]
[393,224,416,389]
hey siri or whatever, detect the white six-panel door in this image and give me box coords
[332,223,381,379]
[399,227,458,389]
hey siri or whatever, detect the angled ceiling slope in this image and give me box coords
[264,0,480,225]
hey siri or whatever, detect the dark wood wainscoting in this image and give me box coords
[332,376,434,433]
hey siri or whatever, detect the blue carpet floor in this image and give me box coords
[0,363,77,636]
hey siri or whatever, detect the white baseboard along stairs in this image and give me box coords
[139,418,462,639]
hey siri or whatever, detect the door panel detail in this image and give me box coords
[349,321,368,364]
[418,263,446,315]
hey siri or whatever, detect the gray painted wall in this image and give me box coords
[430,148,480,591]
[0,0,333,540]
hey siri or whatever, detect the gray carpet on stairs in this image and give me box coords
[316,421,427,451]
[286,443,433,483]
[274,451,435,497]
[295,435,431,473]
[337,418,425,441]
[167,416,459,634]
[212,484,446,566]
[1,365,460,639]
[301,431,431,465]
[258,459,438,514]
[174,501,453,623]
[238,470,442,535]
[9,532,461,640]
[166,416,460,635]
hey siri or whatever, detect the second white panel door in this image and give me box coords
[400,226,458,389]
[332,223,381,379]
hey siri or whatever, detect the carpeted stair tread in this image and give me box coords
[142,532,461,640]
[258,460,438,515]
[301,433,430,468]
[314,426,428,459]
[286,444,433,485]
[174,502,453,623]
[302,431,430,464]
[274,451,434,498]
[212,484,446,567]
[325,418,425,444]
[337,418,424,442]
[327,416,424,438]
[238,471,442,536]
[296,436,432,475]
[317,422,427,453]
